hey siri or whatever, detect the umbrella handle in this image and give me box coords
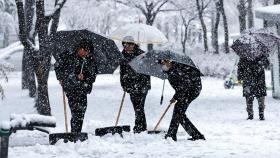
[115,92,126,126]
[62,88,69,133]
[80,59,85,74]
[153,102,174,131]
[160,80,166,105]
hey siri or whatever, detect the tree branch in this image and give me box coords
[50,0,67,35]
[15,0,35,51]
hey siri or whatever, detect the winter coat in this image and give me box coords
[237,56,269,97]
[119,48,151,93]
[54,50,97,94]
[166,62,202,101]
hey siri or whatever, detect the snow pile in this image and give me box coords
[9,114,56,129]
[0,121,11,130]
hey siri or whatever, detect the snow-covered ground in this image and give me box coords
[1,70,280,158]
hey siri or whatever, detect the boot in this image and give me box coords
[259,113,265,121]
[164,134,177,141]
[187,134,205,141]
[133,126,147,134]
[247,114,253,120]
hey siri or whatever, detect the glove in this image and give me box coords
[170,98,176,104]
[236,80,242,85]
[119,58,129,65]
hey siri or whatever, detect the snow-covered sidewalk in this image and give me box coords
[1,71,280,158]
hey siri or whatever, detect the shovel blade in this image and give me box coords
[147,130,167,134]
[95,125,130,137]
[49,132,88,145]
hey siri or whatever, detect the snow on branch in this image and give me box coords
[45,0,67,17]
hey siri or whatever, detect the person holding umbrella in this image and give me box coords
[128,50,205,141]
[159,59,205,141]
[237,55,270,120]
[54,39,98,134]
[119,36,151,133]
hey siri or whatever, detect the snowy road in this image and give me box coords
[1,72,280,158]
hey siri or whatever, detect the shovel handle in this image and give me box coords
[62,89,69,133]
[160,80,166,105]
[153,102,174,131]
[115,92,126,126]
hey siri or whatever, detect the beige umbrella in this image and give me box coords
[110,23,168,44]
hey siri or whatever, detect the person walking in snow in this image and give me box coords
[237,55,270,120]
[54,39,97,133]
[159,59,205,141]
[119,36,151,133]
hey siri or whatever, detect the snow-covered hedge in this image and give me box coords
[188,46,238,78]
[0,114,56,130]
[159,43,238,78]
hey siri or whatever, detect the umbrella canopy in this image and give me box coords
[50,30,122,74]
[245,28,280,52]
[231,34,269,61]
[110,23,168,44]
[129,50,201,79]
[231,29,280,61]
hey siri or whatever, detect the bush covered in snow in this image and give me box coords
[188,46,238,78]
[159,43,238,78]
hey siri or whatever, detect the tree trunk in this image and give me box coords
[211,11,215,48]
[146,14,155,51]
[247,0,254,28]
[220,0,229,54]
[33,0,52,115]
[34,55,51,115]
[25,0,37,97]
[196,0,208,52]
[263,1,269,28]
[237,0,247,33]
[213,1,220,54]
[181,21,189,54]
[21,0,36,97]
[22,48,36,97]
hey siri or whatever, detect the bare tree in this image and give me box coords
[237,0,247,33]
[212,0,220,54]
[219,0,229,54]
[21,0,36,98]
[195,0,212,52]
[180,13,196,54]
[15,0,67,115]
[116,0,177,51]
[247,0,254,28]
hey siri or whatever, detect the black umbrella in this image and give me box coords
[129,50,202,80]
[231,31,280,61]
[50,29,122,74]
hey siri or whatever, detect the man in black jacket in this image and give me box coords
[160,59,205,141]
[54,39,97,133]
[119,36,151,133]
[237,55,269,120]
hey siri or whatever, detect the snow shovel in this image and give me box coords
[95,92,130,137]
[147,102,174,134]
[49,88,88,145]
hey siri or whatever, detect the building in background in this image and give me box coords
[255,5,280,99]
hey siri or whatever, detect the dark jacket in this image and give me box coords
[119,48,151,93]
[54,50,97,94]
[237,56,269,97]
[167,62,202,101]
